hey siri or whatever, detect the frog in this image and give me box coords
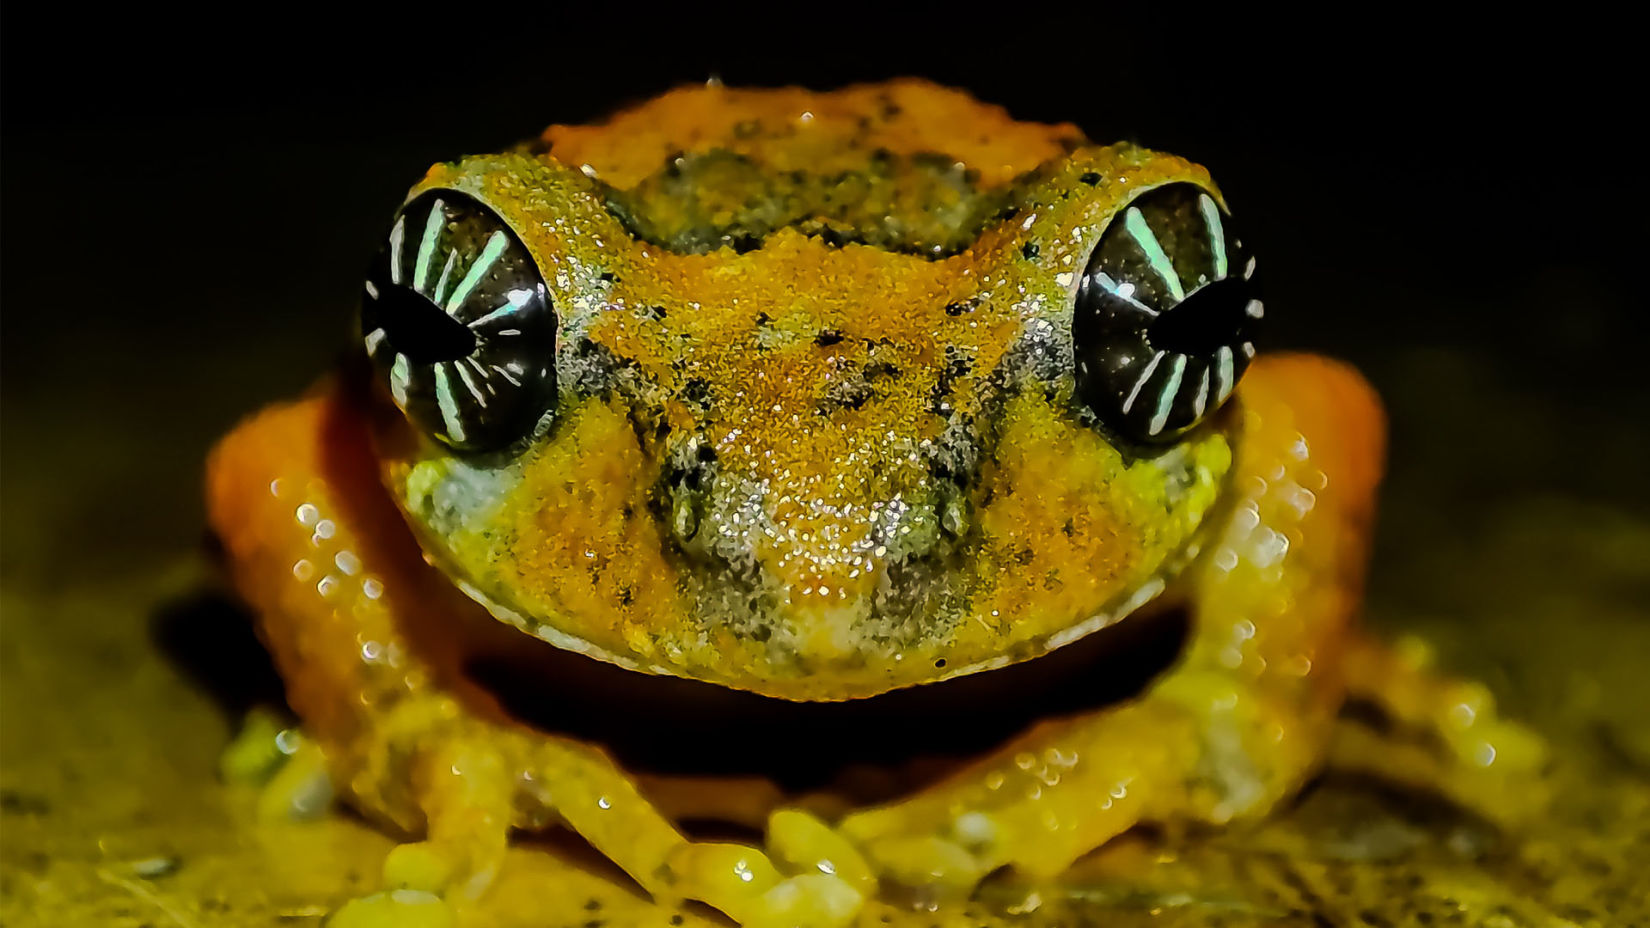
[205,80,1544,927]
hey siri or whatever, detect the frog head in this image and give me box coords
[358,82,1259,700]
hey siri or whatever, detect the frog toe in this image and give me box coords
[220,712,334,822]
[325,889,456,928]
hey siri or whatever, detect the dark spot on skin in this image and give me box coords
[864,360,902,381]
[824,379,873,413]
[1015,548,1036,565]
[729,233,763,254]
[814,330,845,347]
[682,378,711,407]
[1021,242,1040,260]
[584,920,606,928]
[671,916,686,926]
[934,658,946,669]
[755,312,773,327]
[1079,171,1102,186]
[584,899,601,911]
[597,271,617,284]
[696,443,718,464]
[0,791,50,816]
[815,226,850,249]
[618,588,633,607]
[650,305,668,320]
[997,205,1021,222]
[945,299,979,317]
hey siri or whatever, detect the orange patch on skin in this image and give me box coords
[498,400,684,663]
[542,79,1083,191]
[956,392,1230,664]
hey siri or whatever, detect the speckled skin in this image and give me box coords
[206,82,1543,927]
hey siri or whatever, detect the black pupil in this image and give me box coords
[1071,182,1259,443]
[378,287,477,363]
[1148,277,1249,357]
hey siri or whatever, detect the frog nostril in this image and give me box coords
[671,493,701,543]
[940,491,970,539]
[659,442,720,554]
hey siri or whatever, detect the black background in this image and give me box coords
[2,7,1643,569]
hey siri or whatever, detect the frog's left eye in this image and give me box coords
[359,190,556,452]
[1073,183,1260,442]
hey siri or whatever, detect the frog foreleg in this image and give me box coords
[208,386,864,928]
[838,356,1388,885]
[1329,631,1547,824]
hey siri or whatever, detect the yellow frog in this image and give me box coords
[206,80,1542,926]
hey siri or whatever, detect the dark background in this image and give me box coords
[2,8,1644,575]
[5,16,1649,923]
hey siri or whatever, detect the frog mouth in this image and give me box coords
[465,597,1191,792]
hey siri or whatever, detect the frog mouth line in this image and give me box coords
[455,521,1202,699]
[466,598,1190,792]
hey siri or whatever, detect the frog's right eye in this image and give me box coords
[1072,183,1259,443]
[359,190,557,452]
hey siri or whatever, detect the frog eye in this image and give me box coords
[359,190,556,452]
[1072,182,1260,442]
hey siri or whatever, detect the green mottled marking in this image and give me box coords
[413,199,446,294]
[1151,354,1187,435]
[433,248,459,304]
[1200,194,1227,280]
[1126,206,1185,302]
[387,216,406,285]
[446,231,509,314]
[434,365,466,442]
[390,354,411,407]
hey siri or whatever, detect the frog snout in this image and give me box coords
[658,439,974,600]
